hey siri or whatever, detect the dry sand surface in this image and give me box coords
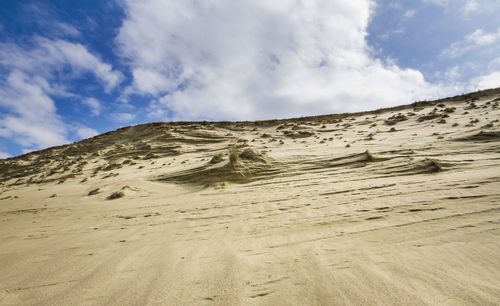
[1,88,500,305]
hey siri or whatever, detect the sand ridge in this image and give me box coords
[0,88,500,305]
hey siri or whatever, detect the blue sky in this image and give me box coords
[0,0,499,157]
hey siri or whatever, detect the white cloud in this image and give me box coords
[21,148,35,155]
[110,112,136,123]
[0,37,122,152]
[465,28,500,46]
[131,68,177,96]
[0,71,69,149]
[76,127,99,139]
[25,3,82,38]
[0,152,11,159]
[472,72,500,90]
[53,22,81,37]
[423,0,500,15]
[45,39,122,92]
[444,66,461,80]
[380,28,405,40]
[388,2,402,9]
[442,27,500,58]
[83,97,102,116]
[423,0,448,5]
[463,0,478,14]
[0,38,123,91]
[441,28,500,87]
[404,9,416,18]
[487,57,500,71]
[116,0,449,121]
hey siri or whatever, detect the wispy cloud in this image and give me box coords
[404,9,416,18]
[440,27,500,90]
[83,97,102,116]
[423,0,500,15]
[24,3,81,38]
[442,28,500,58]
[53,21,81,37]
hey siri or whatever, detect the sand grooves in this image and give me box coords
[453,130,500,142]
[156,147,450,187]
[156,148,282,185]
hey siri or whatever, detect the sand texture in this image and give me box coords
[1,88,500,305]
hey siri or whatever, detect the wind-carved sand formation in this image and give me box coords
[0,88,499,305]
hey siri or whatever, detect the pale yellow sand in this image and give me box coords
[1,89,499,305]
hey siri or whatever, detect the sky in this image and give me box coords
[0,0,499,158]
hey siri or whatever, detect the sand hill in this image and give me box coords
[1,88,499,305]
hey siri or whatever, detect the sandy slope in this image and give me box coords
[1,89,500,305]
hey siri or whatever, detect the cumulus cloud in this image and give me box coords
[0,152,11,159]
[472,72,500,90]
[0,37,122,152]
[116,0,449,121]
[0,38,123,91]
[0,71,69,149]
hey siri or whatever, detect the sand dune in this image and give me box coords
[1,88,500,305]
